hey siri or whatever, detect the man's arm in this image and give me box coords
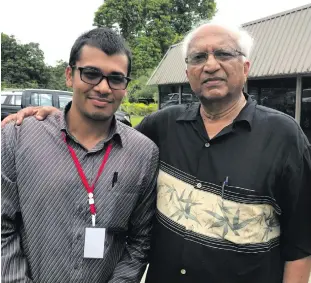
[108,144,159,283]
[1,124,33,282]
[280,140,311,283]
[1,106,59,127]
[283,257,311,283]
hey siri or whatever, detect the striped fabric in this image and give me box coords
[1,105,159,283]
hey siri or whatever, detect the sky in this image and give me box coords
[1,0,310,66]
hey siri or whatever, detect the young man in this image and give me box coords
[3,22,311,283]
[1,28,159,283]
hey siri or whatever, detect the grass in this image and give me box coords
[131,115,144,127]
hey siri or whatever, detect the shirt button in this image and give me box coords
[180,269,186,275]
[205,142,210,148]
[78,205,83,213]
[74,263,79,270]
[77,234,82,240]
[196,183,202,189]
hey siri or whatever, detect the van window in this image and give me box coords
[13,95,22,105]
[30,93,53,106]
[1,96,7,104]
[58,95,72,109]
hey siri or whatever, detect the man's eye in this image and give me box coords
[215,51,234,59]
[109,76,126,84]
[191,53,207,62]
[83,70,101,80]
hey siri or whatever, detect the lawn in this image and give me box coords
[131,115,144,127]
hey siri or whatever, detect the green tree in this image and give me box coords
[1,33,50,89]
[46,60,71,91]
[127,69,158,102]
[94,0,144,41]
[93,0,216,78]
[170,0,217,35]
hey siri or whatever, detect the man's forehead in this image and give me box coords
[78,45,128,73]
[189,25,238,49]
[79,45,127,60]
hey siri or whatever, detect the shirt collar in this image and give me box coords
[176,93,256,130]
[175,102,201,121]
[59,101,123,146]
[233,93,256,130]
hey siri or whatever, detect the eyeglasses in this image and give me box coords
[185,49,245,66]
[71,66,131,90]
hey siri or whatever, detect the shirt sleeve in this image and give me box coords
[107,143,159,283]
[1,123,33,283]
[280,135,311,261]
[135,114,158,145]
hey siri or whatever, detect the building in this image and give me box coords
[147,4,311,141]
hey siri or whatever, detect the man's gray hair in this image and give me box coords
[182,20,254,61]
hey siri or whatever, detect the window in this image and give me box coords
[4,95,22,105]
[1,95,7,104]
[30,93,39,105]
[301,88,311,142]
[30,93,53,106]
[1,94,22,105]
[13,95,22,105]
[260,88,295,118]
[248,88,259,103]
[58,95,72,109]
[181,93,194,103]
[40,93,53,106]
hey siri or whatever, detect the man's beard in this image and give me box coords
[83,110,112,122]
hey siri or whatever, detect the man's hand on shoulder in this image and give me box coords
[1,106,61,128]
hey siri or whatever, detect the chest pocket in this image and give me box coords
[95,177,141,231]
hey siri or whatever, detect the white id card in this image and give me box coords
[84,227,106,259]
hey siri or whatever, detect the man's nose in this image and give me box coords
[202,53,221,73]
[93,77,112,93]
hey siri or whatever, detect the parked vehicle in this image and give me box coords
[137,98,155,105]
[160,93,196,109]
[1,89,131,126]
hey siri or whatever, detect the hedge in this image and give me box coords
[121,102,158,116]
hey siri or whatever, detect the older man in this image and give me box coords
[3,22,311,283]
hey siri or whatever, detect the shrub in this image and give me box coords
[121,102,158,116]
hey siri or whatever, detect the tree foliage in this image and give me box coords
[94,0,216,78]
[127,69,158,102]
[47,60,71,91]
[1,33,69,91]
[2,0,217,99]
[1,33,50,89]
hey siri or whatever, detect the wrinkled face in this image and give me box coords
[186,26,250,102]
[66,45,128,121]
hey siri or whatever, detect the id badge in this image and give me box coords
[84,227,106,259]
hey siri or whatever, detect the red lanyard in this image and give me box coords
[62,132,113,226]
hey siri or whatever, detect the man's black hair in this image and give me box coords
[69,27,132,76]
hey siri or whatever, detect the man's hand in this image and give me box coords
[1,106,60,128]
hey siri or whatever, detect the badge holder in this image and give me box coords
[84,215,106,259]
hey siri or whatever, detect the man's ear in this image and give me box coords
[243,61,250,82]
[65,66,73,88]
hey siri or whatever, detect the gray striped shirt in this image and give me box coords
[1,107,159,283]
